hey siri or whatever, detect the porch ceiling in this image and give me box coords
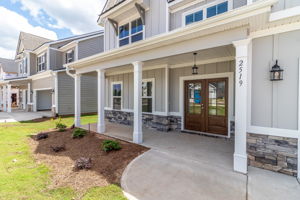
[105,44,235,74]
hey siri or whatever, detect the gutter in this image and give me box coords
[65,65,76,79]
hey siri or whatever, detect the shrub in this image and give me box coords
[55,117,67,132]
[72,128,87,139]
[74,157,92,170]
[36,133,48,140]
[102,140,121,152]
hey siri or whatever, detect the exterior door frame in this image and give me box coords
[179,72,234,138]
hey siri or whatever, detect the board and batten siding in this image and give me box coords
[169,61,235,113]
[49,48,63,70]
[104,20,118,51]
[32,76,54,90]
[57,71,98,115]
[106,68,166,112]
[29,53,37,76]
[78,36,104,60]
[251,30,300,130]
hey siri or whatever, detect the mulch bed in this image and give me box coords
[29,129,149,192]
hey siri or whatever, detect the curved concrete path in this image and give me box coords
[122,149,247,200]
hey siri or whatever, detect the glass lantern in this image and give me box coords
[270,60,283,81]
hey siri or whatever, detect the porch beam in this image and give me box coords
[74,73,81,127]
[7,84,12,113]
[97,69,106,133]
[233,38,252,174]
[133,61,143,144]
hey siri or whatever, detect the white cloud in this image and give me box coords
[0,6,58,59]
[14,0,106,35]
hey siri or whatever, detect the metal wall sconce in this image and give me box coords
[192,52,198,75]
[270,60,284,81]
[51,89,55,93]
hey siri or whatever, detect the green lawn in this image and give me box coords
[0,114,127,200]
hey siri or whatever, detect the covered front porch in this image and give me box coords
[72,30,252,174]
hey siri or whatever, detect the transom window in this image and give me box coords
[185,10,203,25]
[142,79,154,113]
[37,54,46,72]
[119,18,143,47]
[66,50,75,63]
[207,1,228,18]
[112,82,122,110]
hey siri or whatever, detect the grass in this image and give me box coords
[0,114,127,200]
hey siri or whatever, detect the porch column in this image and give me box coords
[22,90,26,110]
[16,89,20,108]
[2,86,7,112]
[7,84,12,113]
[74,73,81,127]
[0,87,2,111]
[233,38,252,174]
[97,69,106,133]
[133,61,143,144]
[33,90,37,112]
[27,82,31,111]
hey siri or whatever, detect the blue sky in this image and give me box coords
[0,0,105,58]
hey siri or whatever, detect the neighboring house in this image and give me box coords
[65,0,300,179]
[0,31,104,115]
[0,58,19,108]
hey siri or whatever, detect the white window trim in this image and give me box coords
[66,49,75,64]
[182,0,233,27]
[111,81,123,110]
[117,18,145,48]
[37,53,46,73]
[142,78,155,114]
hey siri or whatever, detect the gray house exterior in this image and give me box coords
[0,31,104,116]
[66,0,300,179]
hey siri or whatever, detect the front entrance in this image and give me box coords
[184,78,228,136]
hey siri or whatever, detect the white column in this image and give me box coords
[2,86,7,112]
[54,72,58,114]
[233,38,252,174]
[97,69,106,133]
[165,66,169,115]
[33,90,37,112]
[133,61,143,144]
[27,82,31,107]
[7,84,12,113]
[0,87,2,111]
[74,74,81,127]
[22,90,26,110]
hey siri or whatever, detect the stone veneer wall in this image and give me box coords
[105,110,181,132]
[247,133,298,177]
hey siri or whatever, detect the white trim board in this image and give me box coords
[269,6,300,22]
[179,72,234,138]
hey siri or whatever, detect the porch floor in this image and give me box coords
[82,122,300,200]
[0,109,53,122]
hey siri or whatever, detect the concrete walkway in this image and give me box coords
[83,122,300,200]
[0,110,53,122]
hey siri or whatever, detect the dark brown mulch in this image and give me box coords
[29,129,149,191]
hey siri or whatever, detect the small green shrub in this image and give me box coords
[72,128,87,139]
[55,117,67,132]
[102,140,121,152]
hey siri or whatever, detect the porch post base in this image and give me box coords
[97,124,106,133]
[234,153,248,174]
[133,131,143,144]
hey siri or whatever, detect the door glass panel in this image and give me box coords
[209,81,226,116]
[188,83,202,114]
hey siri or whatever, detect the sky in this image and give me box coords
[0,0,106,59]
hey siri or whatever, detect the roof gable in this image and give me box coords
[15,32,52,58]
[101,0,126,15]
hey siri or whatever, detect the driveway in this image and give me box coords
[83,122,300,200]
[0,110,53,122]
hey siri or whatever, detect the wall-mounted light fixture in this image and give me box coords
[192,52,198,75]
[270,60,284,81]
[51,89,55,93]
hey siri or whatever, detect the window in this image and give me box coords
[185,10,203,25]
[112,82,122,110]
[66,50,75,63]
[142,80,154,113]
[19,63,23,74]
[207,1,228,18]
[23,58,27,74]
[37,54,46,72]
[119,18,143,47]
